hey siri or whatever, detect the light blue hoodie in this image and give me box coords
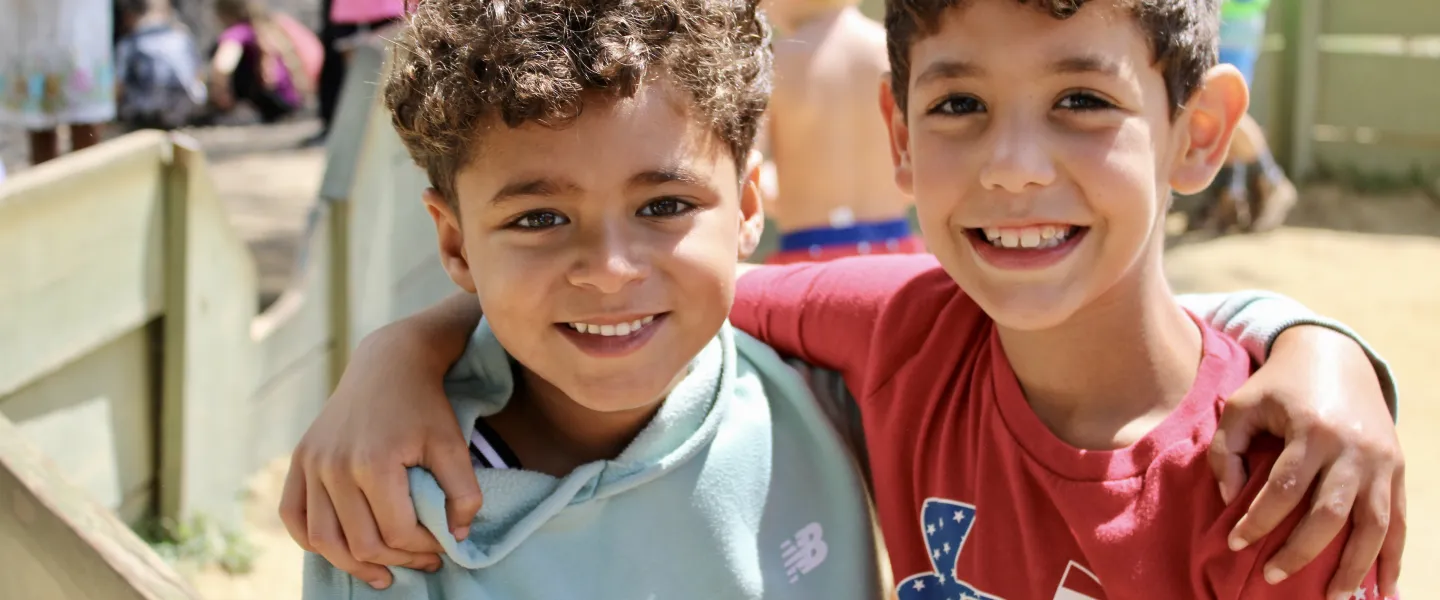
[304,320,883,599]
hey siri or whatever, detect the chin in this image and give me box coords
[968,286,1087,332]
[564,382,672,414]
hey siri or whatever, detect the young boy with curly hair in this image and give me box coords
[291,1,1405,599]
[301,0,889,597]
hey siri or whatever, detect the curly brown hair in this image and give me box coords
[385,0,773,204]
[885,0,1219,118]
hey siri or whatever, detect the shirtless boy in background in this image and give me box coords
[760,0,924,264]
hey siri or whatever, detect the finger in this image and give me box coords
[279,457,312,551]
[1209,425,1252,505]
[364,459,447,555]
[308,472,393,589]
[1260,463,1359,585]
[328,475,434,568]
[1230,441,1323,552]
[1377,468,1406,598]
[427,436,485,541]
[1324,473,1389,598]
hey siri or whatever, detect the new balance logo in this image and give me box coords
[780,522,829,583]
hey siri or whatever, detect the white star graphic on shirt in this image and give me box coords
[913,579,925,591]
[938,518,944,529]
[1354,586,1368,600]
[933,549,941,560]
[928,523,937,535]
[953,510,965,523]
[943,542,951,554]
[938,573,946,584]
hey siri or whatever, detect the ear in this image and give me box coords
[423,188,478,294]
[737,149,767,261]
[879,74,915,195]
[1170,64,1249,195]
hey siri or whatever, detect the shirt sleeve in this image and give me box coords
[217,24,256,45]
[1194,440,1382,600]
[730,255,941,390]
[1178,291,1399,418]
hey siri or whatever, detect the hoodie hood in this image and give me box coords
[407,318,734,569]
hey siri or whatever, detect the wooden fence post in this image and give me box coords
[1284,0,1323,179]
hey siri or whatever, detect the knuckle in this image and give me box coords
[381,528,419,550]
[350,542,386,563]
[308,531,340,554]
[1358,507,1390,532]
[1310,496,1350,523]
[1267,471,1307,504]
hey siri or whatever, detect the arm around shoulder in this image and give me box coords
[1178,290,1398,416]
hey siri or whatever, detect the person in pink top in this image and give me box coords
[210,0,322,123]
[312,0,407,145]
[329,0,406,26]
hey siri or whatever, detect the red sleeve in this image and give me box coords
[730,255,942,392]
[1197,443,1384,600]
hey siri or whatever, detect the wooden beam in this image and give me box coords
[0,414,198,599]
[1286,0,1324,178]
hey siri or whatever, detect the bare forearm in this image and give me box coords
[358,292,482,376]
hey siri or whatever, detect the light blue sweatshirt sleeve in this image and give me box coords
[1177,290,1399,418]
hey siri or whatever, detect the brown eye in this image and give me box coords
[929,95,985,116]
[513,210,568,229]
[1056,92,1115,112]
[638,197,695,217]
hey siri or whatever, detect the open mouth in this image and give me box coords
[565,315,658,337]
[969,225,1086,249]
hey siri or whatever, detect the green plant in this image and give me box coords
[134,513,257,575]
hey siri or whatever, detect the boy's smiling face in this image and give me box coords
[427,78,764,414]
[883,0,1246,330]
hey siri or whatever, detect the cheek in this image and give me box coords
[1065,122,1164,230]
[663,209,741,310]
[468,240,565,316]
[909,134,977,234]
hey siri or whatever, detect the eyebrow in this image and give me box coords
[914,59,987,87]
[628,166,713,189]
[489,166,714,205]
[912,54,1125,89]
[1050,55,1123,77]
[491,177,581,204]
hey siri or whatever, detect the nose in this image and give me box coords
[978,116,1057,193]
[566,219,649,294]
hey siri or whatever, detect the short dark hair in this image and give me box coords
[385,0,773,204]
[885,0,1220,117]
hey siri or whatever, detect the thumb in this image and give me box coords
[1211,385,1263,505]
[427,438,484,541]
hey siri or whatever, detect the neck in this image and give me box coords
[773,3,852,34]
[493,368,663,476]
[996,252,1202,450]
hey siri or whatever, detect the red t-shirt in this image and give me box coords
[733,255,1380,600]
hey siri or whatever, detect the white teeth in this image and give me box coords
[981,226,1074,249]
[568,316,658,337]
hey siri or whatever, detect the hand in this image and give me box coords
[279,326,484,589]
[1208,326,1404,599]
